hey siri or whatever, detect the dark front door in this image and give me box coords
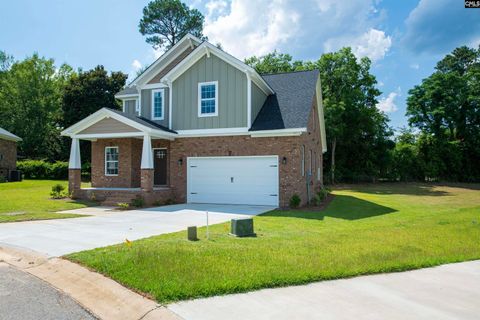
[153,149,167,185]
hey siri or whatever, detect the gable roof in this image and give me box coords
[61,108,177,139]
[0,127,22,142]
[161,40,274,95]
[250,70,320,131]
[129,34,203,87]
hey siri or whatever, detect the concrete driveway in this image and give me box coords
[169,260,480,320]
[0,204,273,257]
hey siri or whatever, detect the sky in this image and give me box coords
[1,0,479,130]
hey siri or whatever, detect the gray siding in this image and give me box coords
[124,99,137,116]
[140,87,169,127]
[251,82,267,124]
[172,54,247,130]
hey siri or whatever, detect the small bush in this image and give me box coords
[289,194,301,208]
[164,198,175,205]
[0,175,6,183]
[131,196,145,208]
[117,202,130,210]
[50,184,68,199]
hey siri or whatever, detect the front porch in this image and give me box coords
[62,108,179,206]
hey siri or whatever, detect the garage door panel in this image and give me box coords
[187,156,278,206]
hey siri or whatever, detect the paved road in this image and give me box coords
[0,204,273,256]
[169,260,480,320]
[0,263,95,320]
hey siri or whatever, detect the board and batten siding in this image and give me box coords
[251,82,267,122]
[140,87,169,127]
[124,100,137,116]
[78,118,140,134]
[172,54,247,130]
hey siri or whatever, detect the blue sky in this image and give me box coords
[1,0,479,130]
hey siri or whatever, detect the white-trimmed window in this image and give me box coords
[135,99,140,115]
[198,81,218,117]
[151,89,164,120]
[105,147,119,176]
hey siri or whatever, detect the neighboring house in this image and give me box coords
[0,127,22,181]
[62,34,327,207]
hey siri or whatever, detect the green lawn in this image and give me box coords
[0,180,94,223]
[67,183,480,303]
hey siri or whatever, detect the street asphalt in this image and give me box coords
[0,262,95,320]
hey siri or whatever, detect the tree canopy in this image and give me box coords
[139,0,205,50]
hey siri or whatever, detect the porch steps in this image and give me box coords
[101,193,140,206]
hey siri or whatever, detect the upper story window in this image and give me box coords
[151,89,164,120]
[105,146,119,176]
[198,81,218,117]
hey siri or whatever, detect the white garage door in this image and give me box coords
[187,156,279,206]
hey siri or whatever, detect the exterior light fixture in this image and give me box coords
[282,157,287,164]
[178,158,183,166]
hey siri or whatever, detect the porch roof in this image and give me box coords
[61,108,177,140]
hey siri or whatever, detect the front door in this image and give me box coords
[153,149,167,185]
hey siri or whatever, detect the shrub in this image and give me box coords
[313,187,330,206]
[0,175,6,183]
[289,194,301,208]
[131,195,145,208]
[18,160,68,179]
[117,202,130,210]
[50,183,68,199]
[164,198,175,205]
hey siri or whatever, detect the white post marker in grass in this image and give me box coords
[206,211,209,240]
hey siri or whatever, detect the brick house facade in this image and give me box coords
[0,128,21,181]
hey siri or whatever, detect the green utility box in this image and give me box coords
[230,218,256,237]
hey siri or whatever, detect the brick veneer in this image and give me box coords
[0,139,18,180]
[68,169,81,197]
[85,102,323,207]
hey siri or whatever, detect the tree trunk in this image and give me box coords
[331,138,336,184]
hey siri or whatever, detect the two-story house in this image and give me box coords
[62,34,326,208]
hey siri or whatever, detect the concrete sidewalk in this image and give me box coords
[169,260,480,320]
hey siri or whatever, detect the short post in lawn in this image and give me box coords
[206,211,210,240]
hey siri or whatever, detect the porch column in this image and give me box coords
[68,137,81,196]
[140,134,154,192]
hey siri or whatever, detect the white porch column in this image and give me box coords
[141,134,154,169]
[69,138,81,169]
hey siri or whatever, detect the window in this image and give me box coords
[301,145,305,176]
[105,147,119,176]
[310,150,313,175]
[151,89,164,120]
[198,81,218,117]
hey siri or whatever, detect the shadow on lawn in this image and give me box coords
[337,183,450,196]
[263,195,397,221]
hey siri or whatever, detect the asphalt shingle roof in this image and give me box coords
[107,108,177,134]
[116,86,139,96]
[250,70,319,131]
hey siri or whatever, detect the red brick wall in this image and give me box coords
[0,139,17,179]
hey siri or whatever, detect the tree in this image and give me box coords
[61,66,127,129]
[139,0,205,50]
[406,45,480,181]
[0,51,14,73]
[0,54,68,160]
[245,51,303,74]
[246,48,393,183]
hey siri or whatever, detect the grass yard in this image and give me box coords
[67,183,480,303]
[0,180,94,223]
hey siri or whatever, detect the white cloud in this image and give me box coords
[131,59,142,71]
[376,91,398,113]
[410,63,419,70]
[203,0,388,60]
[351,29,392,62]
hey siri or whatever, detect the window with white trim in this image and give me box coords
[198,81,218,117]
[151,89,164,120]
[135,99,140,115]
[105,147,119,176]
